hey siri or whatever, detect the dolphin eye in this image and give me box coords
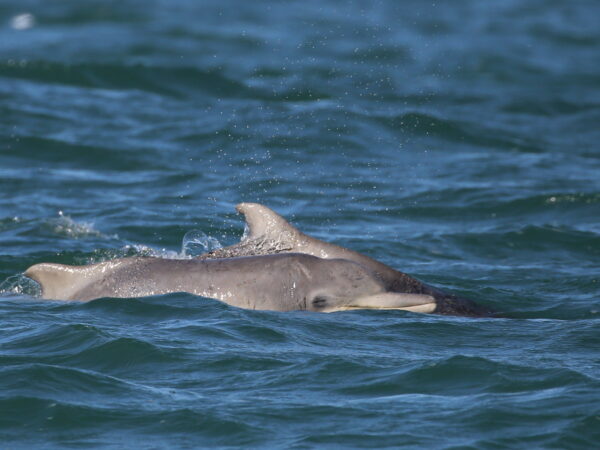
[312,296,328,308]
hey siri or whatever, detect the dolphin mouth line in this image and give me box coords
[327,303,437,314]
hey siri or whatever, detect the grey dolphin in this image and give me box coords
[202,203,491,316]
[25,253,438,313]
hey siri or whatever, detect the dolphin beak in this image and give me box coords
[333,293,437,314]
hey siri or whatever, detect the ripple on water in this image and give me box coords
[1,0,599,447]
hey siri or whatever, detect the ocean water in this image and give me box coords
[1,0,599,447]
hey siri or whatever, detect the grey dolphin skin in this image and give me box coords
[25,203,491,316]
[25,254,438,313]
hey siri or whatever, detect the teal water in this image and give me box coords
[1,0,599,447]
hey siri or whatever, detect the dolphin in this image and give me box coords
[24,203,491,316]
[25,253,438,313]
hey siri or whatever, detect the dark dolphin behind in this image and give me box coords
[201,203,493,317]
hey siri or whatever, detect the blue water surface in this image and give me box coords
[1,0,599,447]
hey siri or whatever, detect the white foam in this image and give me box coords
[49,211,114,239]
[0,274,41,297]
[10,13,35,30]
[181,229,222,257]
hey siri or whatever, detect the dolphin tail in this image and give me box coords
[24,263,87,300]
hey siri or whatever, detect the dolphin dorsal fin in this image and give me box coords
[235,203,300,241]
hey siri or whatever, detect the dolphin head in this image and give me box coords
[303,257,437,314]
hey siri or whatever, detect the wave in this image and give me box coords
[0,394,260,446]
[336,355,596,396]
[373,111,546,153]
[3,135,166,171]
[0,61,249,99]
[0,61,330,102]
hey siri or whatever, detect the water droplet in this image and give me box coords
[240,223,250,242]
